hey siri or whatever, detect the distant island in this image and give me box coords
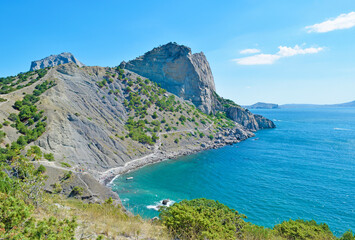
[280,101,355,108]
[243,102,279,109]
[244,101,355,109]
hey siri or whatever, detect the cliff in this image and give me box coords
[123,42,275,131]
[30,52,85,71]
[122,42,216,114]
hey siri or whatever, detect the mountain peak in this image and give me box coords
[122,42,215,113]
[30,52,85,71]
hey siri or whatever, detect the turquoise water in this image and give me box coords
[111,108,355,235]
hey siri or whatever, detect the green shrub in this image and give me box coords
[152,111,158,119]
[26,145,42,160]
[0,193,77,239]
[71,186,83,196]
[35,165,46,175]
[273,219,336,240]
[0,131,6,143]
[63,171,72,180]
[61,162,71,168]
[44,153,54,161]
[341,230,355,240]
[53,183,62,193]
[160,198,245,240]
[105,197,114,205]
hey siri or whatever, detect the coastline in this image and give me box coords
[98,138,244,186]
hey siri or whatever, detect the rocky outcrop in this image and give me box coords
[122,42,216,114]
[30,52,85,71]
[226,107,275,131]
[123,43,275,131]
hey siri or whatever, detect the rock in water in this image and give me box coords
[123,42,216,114]
[226,107,276,131]
[30,52,85,71]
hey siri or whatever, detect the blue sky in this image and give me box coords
[0,0,354,105]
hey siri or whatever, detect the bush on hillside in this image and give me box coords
[273,219,336,240]
[159,198,245,239]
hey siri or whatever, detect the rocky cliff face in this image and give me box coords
[226,107,275,131]
[30,52,85,71]
[122,42,216,114]
[123,42,275,131]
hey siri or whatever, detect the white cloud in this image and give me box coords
[233,45,323,65]
[240,48,260,54]
[306,12,355,33]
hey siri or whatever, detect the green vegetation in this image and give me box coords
[0,69,48,94]
[213,91,240,109]
[160,198,245,239]
[160,198,350,240]
[274,219,336,240]
[0,97,6,102]
[70,186,83,196]
[0,131,6,143]
[60,162,72,168]
[44,153,54,161]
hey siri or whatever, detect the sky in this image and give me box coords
[0,0,354,105]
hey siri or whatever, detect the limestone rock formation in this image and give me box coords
[30,52,85,71]
[122,42,216,114]
[226,107,276,131]
[123,42,275,131]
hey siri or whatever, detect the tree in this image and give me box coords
[152,111,158,119]
[27,145,42,160]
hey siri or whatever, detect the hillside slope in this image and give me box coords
[1,62,257,199]
[1,45,275,201]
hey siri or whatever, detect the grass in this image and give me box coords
[36,194,169,239]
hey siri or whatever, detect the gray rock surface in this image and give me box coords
[30,52,85,71]
[123,42,275,131]
[123,42,216,114]
[227,107,276,131]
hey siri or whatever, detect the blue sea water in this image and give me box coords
[111,108,355,236]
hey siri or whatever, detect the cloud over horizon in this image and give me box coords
[234,45,324,65]
[306,12,355,33]
[240,48,260,54]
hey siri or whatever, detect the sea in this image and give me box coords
[111,108,355,236]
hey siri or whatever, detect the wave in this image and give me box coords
[334,128,351,131]
[147,199,175,211]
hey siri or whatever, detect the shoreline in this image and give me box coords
[99,139,242,186]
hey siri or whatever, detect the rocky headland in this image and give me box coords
[0,43,275,203]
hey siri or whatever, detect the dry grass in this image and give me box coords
[34,194,170,240]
